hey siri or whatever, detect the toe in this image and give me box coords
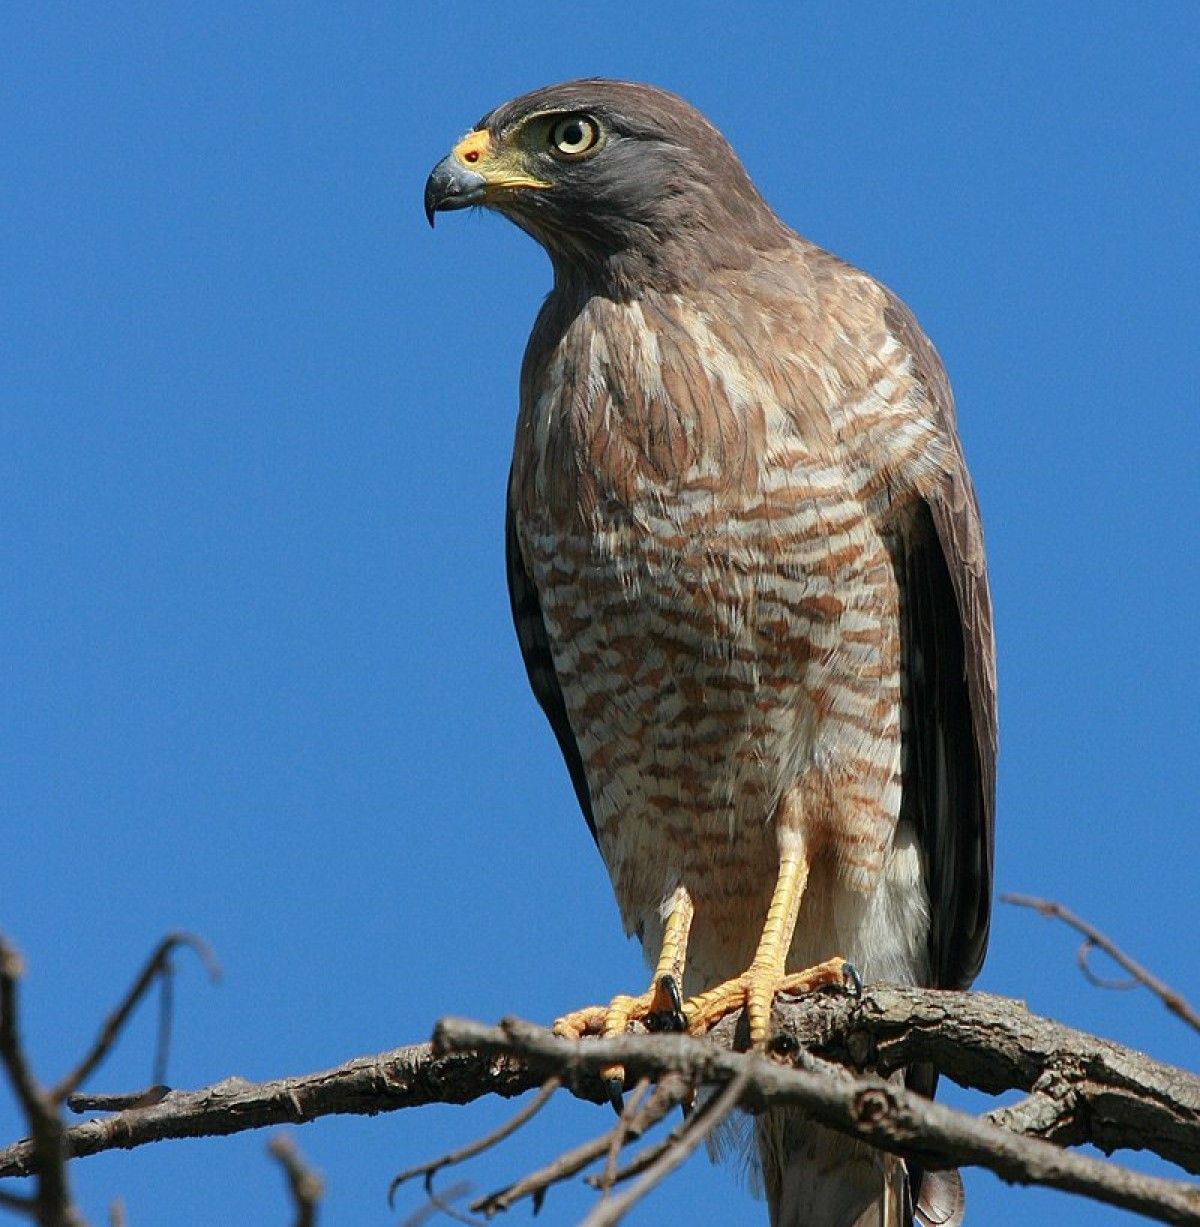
[552,1004,608,1039]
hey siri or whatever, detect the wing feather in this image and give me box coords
[885,293,997,992]
[504,480,597,842]
[883,293,996,1227]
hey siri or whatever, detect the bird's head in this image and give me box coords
[424,79,787,293]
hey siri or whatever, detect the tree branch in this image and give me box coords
[467,1075,688,1218]
[2,986,1197,1221]
[0,936,84,1227]
[577,1065,751,1227]
[52,932,220,1104]
[267,1133,322,1227]
[440,1013,1200,1222]
[1003,893,1200,1035]
[388,1076,560,1209]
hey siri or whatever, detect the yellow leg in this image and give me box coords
[683,854,852,1047]
[650,890,693,994]
[553,887,694,1042]
[554,888,695,1107]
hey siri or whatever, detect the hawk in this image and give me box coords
[425,80,995,1227]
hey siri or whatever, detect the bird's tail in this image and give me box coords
[759,1112,904,1227]
[756,1111,964,1227]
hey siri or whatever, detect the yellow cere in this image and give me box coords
[451,127,551,193]
[451,129,491,168]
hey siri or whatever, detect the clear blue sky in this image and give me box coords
[4,4,1197,1224]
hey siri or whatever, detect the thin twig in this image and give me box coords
[154,954,175,1088]
[579,1066,752,1227]
[67,1086,171,1113]
[431,1188,490,1227]
[396,1180,472,1227]
[388,1077,560,1205]
[586,1115,690,1190]
[468,1075,688,1217]
[51,931,221,1103]
[1003,893,1200,1035]
[268,1132,323,1227]
[1077,946,1141,992]
[596,1077,652,1197]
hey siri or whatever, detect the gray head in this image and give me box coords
[424,79,789,294]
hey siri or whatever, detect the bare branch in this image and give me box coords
[395,1181,473,1227]
[579,1066,751,1227]
[438,1016,1200,1225]
[66,1088,170,1114]
[1004,893,1200,1035]
[595,1077,653,1197]
[388,1077,560,1204]
[267,1133,322,1227]
[1,932,223,1227]
[52,932,221,1104]
[465,1075,688,1218]
[0,934,85,1227]
[586,1112,690,1191]
[3,986,1199,1223]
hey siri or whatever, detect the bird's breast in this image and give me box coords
[511,290,906,933]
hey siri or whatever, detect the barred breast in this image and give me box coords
[510,256,942,987]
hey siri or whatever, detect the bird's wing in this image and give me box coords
[885,293,997,993]
[504,477,597,842]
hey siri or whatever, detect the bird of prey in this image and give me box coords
[425,80,995,1227]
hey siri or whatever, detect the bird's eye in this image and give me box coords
[550,115,600,157]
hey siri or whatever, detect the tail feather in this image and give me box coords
[759,1114,907,1227]
[709,1064,965,1225]
[914,1169,965,1227]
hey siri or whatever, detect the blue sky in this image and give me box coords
[3,4,1197,1224]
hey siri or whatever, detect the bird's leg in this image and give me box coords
[683,852,854,1047]
[642,892,693,1031]
[553,887,694,1103]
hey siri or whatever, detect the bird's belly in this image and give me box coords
[520,503,905,977]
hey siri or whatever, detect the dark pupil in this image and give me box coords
[561,120,584,146]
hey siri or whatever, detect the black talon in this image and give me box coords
[841,961,863,997]
[606,1075,626,1115]
[645,974,687,1033]
[661,973,684,1014]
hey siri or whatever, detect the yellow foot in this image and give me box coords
[552,974,686,1041]
[553,976,686,1110]
[683,956,859,1047]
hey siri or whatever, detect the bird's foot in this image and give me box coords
[553,976,687,1111]
[682,955,858,1047]
[552,974,686,1040]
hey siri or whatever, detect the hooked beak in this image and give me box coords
[423,154,487,227]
